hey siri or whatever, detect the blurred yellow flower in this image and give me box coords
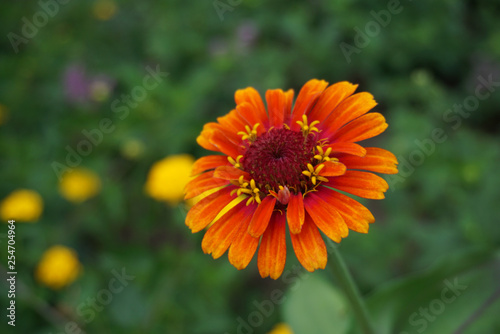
[59,168,101,203]
[92,0,118,21]
[89,80,112,102]
[145,154,195,205]
[35,245,82,290]
[267,323,294,334]
[121,138,145,160]
[0,189,43,222]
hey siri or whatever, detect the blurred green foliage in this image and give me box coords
[1,0,500,333]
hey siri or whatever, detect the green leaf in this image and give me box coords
[359,247,500,334]
[283,274,350,334]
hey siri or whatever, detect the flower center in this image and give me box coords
[241,128,316,192]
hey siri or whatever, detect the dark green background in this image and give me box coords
[1,0,500,333]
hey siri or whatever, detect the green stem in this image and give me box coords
[328,245,376,334]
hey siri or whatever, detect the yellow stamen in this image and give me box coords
[314,145,337,163]
[255,195,262,204]
[302,163,329,187]
[228,155,244,168]
[296,115,321,137]
[237,123,260,142]
[234,176,263,206]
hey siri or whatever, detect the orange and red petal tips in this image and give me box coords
[286,192,305,234]
[228,206,260,269]
[191,155,230,176]
[331,112,388,143]
[196,128,218,152]
[290,215,327,272]
[314,186,374,233]
[186,187,235,233]
[266,89,289,128]
[290,79,329,131]
[202,201,251,259]
[209,128,242,158]
[184,171,228,200]
[339,147,398,174]
[330,171,389,199]
[326,142,367,157]
[217,109,248,134]
[236,102,266,133]
[248,196,277,237]
[235,87,268,127]
[319,161,347,177]
[258,212,287,279]
[322,92,377,138]
[213,166,250,181]
[308,81,358,123]
[304,193,348,243]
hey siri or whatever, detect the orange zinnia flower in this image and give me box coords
[185,79,398,279]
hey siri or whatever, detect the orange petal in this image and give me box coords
[236,102,266,135]
[287,192,304,234]
[217,109,249,134]
[266,89,290,128]
[228,204,260,269]
[214,122,242,144]
[191,155,230,176]
[282,89,295,125]
[315,186,374,233]
[290,214,327,272]
[202,201,251,259]
[308,81,358,123]
[248,196,277,237]
[209,128,242,158]
[196,126,218,152]
[338,147,398,174]
[258,212,287,279]
[290,79,329,130]
[329,170,389,199]
[235,87,268,127]
[186,186,235,233]
[304,192,348,242]
[213,166,250,181]
[319,161,346,177]
[197,123,239,156]
[322,92,377,138]
[331,112,388,143]
[184,171,229,199]
[325,142,367,157]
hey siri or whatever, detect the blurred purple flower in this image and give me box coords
[63,64,115,105]
[64,64,89,104]
[236,21,258,52]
